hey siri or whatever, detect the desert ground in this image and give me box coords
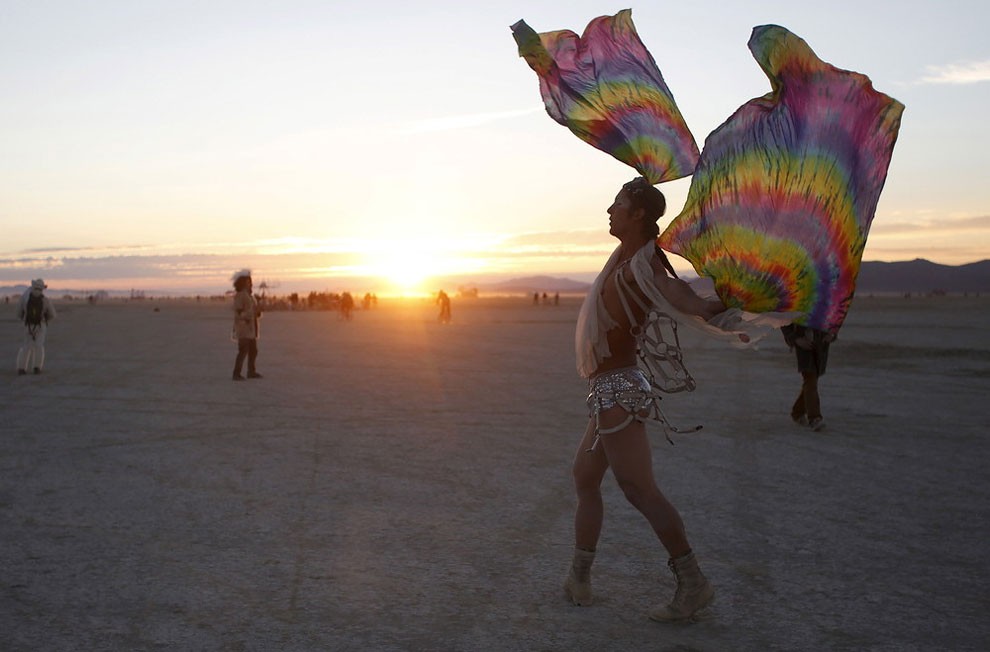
[2,293,988,651]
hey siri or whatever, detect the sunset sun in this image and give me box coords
[362,239,487,296]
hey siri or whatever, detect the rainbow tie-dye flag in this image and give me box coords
[511,9,699,184]
[659,25,904,334]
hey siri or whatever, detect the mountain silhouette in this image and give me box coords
[479,260,990,296]
[857,259,990,294]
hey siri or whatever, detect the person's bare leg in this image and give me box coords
[565,419,609,605]
[597,407,714,621]
[801,371,821,420]
[572,419,608,550]
[598,409,689,558]
[791,385,807,423]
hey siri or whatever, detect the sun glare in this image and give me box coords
[362,239,487,297]
[377,254,434,294]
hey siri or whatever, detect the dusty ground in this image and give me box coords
[1,295,988,651]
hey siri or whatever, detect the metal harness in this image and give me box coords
[590,261,702,447]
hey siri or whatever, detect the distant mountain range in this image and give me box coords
[475,275,592,294]
[856,258,990,294]
[3,259,987,298]
[478,259,990,295]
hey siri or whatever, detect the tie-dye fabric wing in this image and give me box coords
[659,25,904,334]
[511,9,699,184]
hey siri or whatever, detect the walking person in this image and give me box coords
[781,324,834,430]
[16,279,56,375]
[568,178,751,622]
[436,289,452,324]
[231,270,262,381]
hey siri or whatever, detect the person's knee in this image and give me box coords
[614,476,654,509]
[572,462,601,495]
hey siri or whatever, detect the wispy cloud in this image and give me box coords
[4,218,984,294]
[870,214,990,234]
[400,106,543,134]
[18,244,154,255]
[917,60,990,85]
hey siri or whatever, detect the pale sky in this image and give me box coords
[2,0,988,293]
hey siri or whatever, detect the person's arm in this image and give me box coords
[655,274,724,320]
[616,252,724,321]
[647,255,724,320]
[658,273,754,342]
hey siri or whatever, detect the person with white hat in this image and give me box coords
[16,279,57,375]
[231,269,263,380]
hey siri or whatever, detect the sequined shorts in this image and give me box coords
[587,366,652,417]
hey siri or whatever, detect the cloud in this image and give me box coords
[0,251,363,289]
[870,214,990,235]
[500,229,609,248]
[400,106,542,134]
[917,60,990,85]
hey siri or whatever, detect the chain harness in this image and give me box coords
[606,260,702,444]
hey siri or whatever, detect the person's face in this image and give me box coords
[607,189,644,240]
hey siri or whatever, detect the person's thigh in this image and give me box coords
[573,419,608,488]
[598,407,656,487]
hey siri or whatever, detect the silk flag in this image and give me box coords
[659,25,904,334]
[511,9,699,184]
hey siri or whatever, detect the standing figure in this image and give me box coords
[340,292,355,320]
[16,278,56,375]
[231,270,262,381]
[568,178,730,622]
[436,290,452,324]
[780,324,833,430]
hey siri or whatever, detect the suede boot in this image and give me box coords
[649,551,714,622]
[563,547,596,606]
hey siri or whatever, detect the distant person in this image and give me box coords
[231,270,262,381]
[436,289,452,324]
[780,324,834,431]
[340,292,355,320]
[16,278,56,375]
[568,178,755,622]
[554,292,560,306]
[533,292,540,305]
